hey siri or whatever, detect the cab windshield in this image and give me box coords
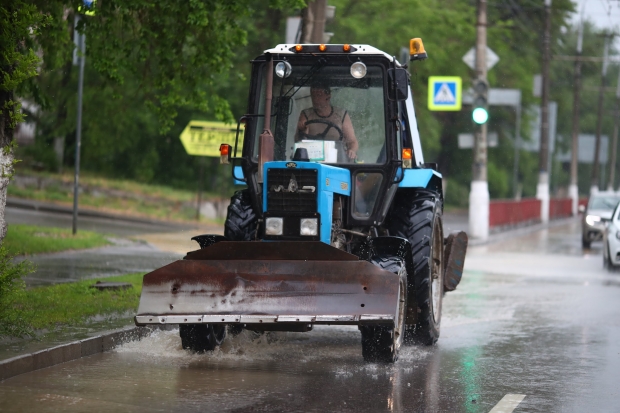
[252,61,387,165]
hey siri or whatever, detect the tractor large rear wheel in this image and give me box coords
[386,190,444,346]
[224,189,258,241]
[360,255,407,363]
[179,324,226,353]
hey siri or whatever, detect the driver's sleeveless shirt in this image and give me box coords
[297,106,348,142]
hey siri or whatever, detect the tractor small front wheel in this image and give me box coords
[179,324,226,353]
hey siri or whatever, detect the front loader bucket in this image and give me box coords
[135,241,400,327]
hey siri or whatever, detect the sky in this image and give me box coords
[571,0,620,32]
[570,0,620,54]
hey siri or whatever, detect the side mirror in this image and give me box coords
[388,68,409,101]
[578,204,585,214]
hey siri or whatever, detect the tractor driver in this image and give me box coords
[296,83,359,161]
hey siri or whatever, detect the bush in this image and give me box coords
[0,246,35,338]
[444,178,469,209]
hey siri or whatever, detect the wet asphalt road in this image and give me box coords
[2,219,620,412]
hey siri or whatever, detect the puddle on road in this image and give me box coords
[116,326,435,374]
[0,317,135,361]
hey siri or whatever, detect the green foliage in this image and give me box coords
[0,1,50,132]
[445,178,469,208]
[487,160,510,198]
[15,0,303,191]
[67,0,303,132]
[551,22,619,193]
[9,272,144,332]
[4,224,111,256]
[0,246,35,338]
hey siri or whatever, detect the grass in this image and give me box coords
[9,168,228,223]
[12,273,144,331]
[4,224,111,256]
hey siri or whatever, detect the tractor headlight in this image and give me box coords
[350,62,367,79]
[585,215,601,226]
[275,61,292,78]
[300,218,318,236]
[265,217,283,235]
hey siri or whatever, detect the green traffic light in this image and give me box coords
[472,107,489,124]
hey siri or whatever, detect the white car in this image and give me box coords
[582,193,620,249]
[602,201,620,270]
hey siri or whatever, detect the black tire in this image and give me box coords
[360,255,407,363]
[605,244,614,271]
[386,190,444,346]
[582,237,591,249]
[224,189,258,241]
[179,324,226,353]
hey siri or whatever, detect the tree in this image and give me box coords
[329,0,575,201]
[1,0,304,244]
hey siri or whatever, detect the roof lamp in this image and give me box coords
[343,44,351,52]
[319,44,327,52]
[350,62,367,79]
[295,44,303,52]
[409,38,428,61]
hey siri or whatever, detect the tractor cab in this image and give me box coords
[228,43,426,242]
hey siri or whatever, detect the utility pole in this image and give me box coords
[72,14,86,235]
[569,21,583,215]
[536,0,552,224]
[301,0,327,44]
[609,68,620,192]
[468,0,489,240]
[310,0,326,43]
[591,36,610,194]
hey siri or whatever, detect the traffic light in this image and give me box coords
[472,78,489,125]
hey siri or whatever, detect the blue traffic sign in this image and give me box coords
[428,77,462,111]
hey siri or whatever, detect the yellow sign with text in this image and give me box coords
[179,121,242,157]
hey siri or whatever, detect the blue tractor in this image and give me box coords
[135,39,468,363]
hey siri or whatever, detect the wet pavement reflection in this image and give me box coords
[18,242,182,287]
[2,218,620,412]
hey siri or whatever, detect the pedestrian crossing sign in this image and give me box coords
[428,76,462,111]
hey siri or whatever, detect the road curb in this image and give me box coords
[0,326,161,382]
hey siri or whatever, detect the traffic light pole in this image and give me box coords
[536,0,552,224]
[469,0,489,240]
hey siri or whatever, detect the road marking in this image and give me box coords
[488,394,526,413]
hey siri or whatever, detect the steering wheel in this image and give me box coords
[299,119,344,141]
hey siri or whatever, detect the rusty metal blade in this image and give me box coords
[184,241,360,261]
[136,258,399,325]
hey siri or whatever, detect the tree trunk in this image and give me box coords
[0,89,15,244]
